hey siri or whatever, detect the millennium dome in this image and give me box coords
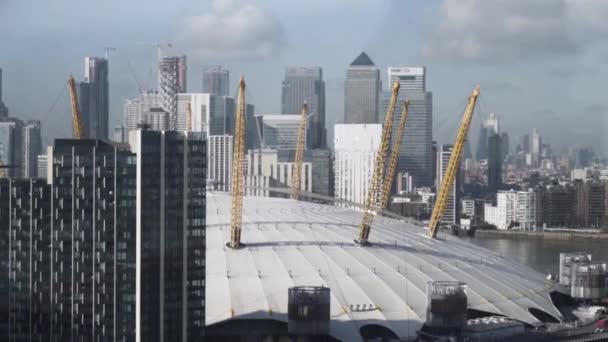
[205,193,566,341]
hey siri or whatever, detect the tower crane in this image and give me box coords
[356,81,400,245]
[228,76,247,249]
[380,100,410,209]
[68,75,85,139]
[428,86,480,238]
[291,103,308,200]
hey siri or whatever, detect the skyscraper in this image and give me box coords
[334,124,382,206]
[0,68,7,119]
[380,66,433,187]
[79,57,109,139]
[488,133,503,191]
[531,128,542,155]
[208,135,233,191]
[281,66,326,148]
[159,55,187,130]
[344,52,381,124]
[259,114,305,149]
[0,121,20,177]
[203,66,229,96]
[21,120,41,178]
[476,112,499,160]
[437,144,457,225]
[128,130,206,341]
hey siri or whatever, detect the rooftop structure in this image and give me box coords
[206,193,565,341]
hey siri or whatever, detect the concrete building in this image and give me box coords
[574,180,606,227]
[79,57,109,139]
[484,190,537,230]
[436,144,457,225]
[36,154,47,179]
[344,52,381,124]
[259,114,304,149]
[208,135,233,191]
[312,148,333,197]
[203,66,229,96]
[334,124,382,207]
[380,70,433,187]
[245,149,313,197]
[159,55,187,130]
[128,130,206,341]
[281,66,326,148]
[538,184,576,227]
[488,133,503,191]
[123,91,163,131]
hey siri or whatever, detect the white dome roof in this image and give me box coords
[206,193,564,341]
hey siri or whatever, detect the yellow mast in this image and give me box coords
[380,100,410,209]
[428,86,480,238]
[68,75,85,139]
[228,76,247,248]
[291,103,308,200]
[356,81,400,245]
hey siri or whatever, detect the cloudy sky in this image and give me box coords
[1,0,607,154]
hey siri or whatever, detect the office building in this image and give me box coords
[537,184,576,227]
[0,68,7,119]
[436,144,457,225]
[344,52,381,124]
[0,121,20,177]
[245,148,312,197]
[476,112,499,160]
[531,128,542,155]
[488,133,503,191]
[203,66,229,96]
[21,120,41,178]
[0,179,52,341]
[208,135,233,191]
[380,69,433,187]
[37,154,47,179]
[208,95,235,135]
[47,139,138,340]
[312,148,333,197]
[281,66,326,148]
[159,55,187,130]
[501,132,510,159]
[258,114,304,149]
[113,125,129,143]
[334,124,382,207]
[128,130,206,341]
[79,57,109,139]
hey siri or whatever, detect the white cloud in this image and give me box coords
[176,0,285,59]
[424,0,608,63]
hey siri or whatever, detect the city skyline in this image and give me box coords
[1,1,607,154]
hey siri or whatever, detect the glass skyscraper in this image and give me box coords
[79,57,109,139]
[344,52,381,124]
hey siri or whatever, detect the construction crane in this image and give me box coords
[186,102,192,131]
[291,103,308,200]
[228,76,247,249]
[68,75,85,139]
[428,86,480,238]
[356,81,400,245]
[380,100,410,209]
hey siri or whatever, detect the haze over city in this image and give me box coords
[1,0,608,153]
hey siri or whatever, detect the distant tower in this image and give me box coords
[437,144,457,225]
[203,66,230,96]
[476,112,499,160]
[488,134,503,191]
[344,52,381,124]
[21,120,41,178]
[281,66,326,148]
[159,55,187,130]
[531,128,542,155]
[79,57,109,139]
[0,67,7,119]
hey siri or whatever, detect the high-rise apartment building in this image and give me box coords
[437,144,457,225]
[128,130,206,342]
[0,121,21,178]
[484,189,537,230]
[334,124,382,206]
[281,66,326,148]
[344,52,381,124]
[208,135,233,191]
[203,66,229,96]
[245,149,313,197]
[37,154,47,179]
[79,57,109,139]
[159,55,187,130]
[124,91,163,131]
[380,67,433,187]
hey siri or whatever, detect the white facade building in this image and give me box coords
[437,144,457,225]
[461,199,475,217]
[334,124,382,207]
[388,66,425,93]
[208,135,233,191]
[485,190,537,230]
[245,149,312,197]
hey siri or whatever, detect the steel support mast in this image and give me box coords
[356,81,400,245]
[228,77,247,248]
[68,75,85,139]
[291,103,308,200]
[428,86,480,238]
[380,100,410,209]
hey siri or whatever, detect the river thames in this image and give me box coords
[462,236,608,276]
